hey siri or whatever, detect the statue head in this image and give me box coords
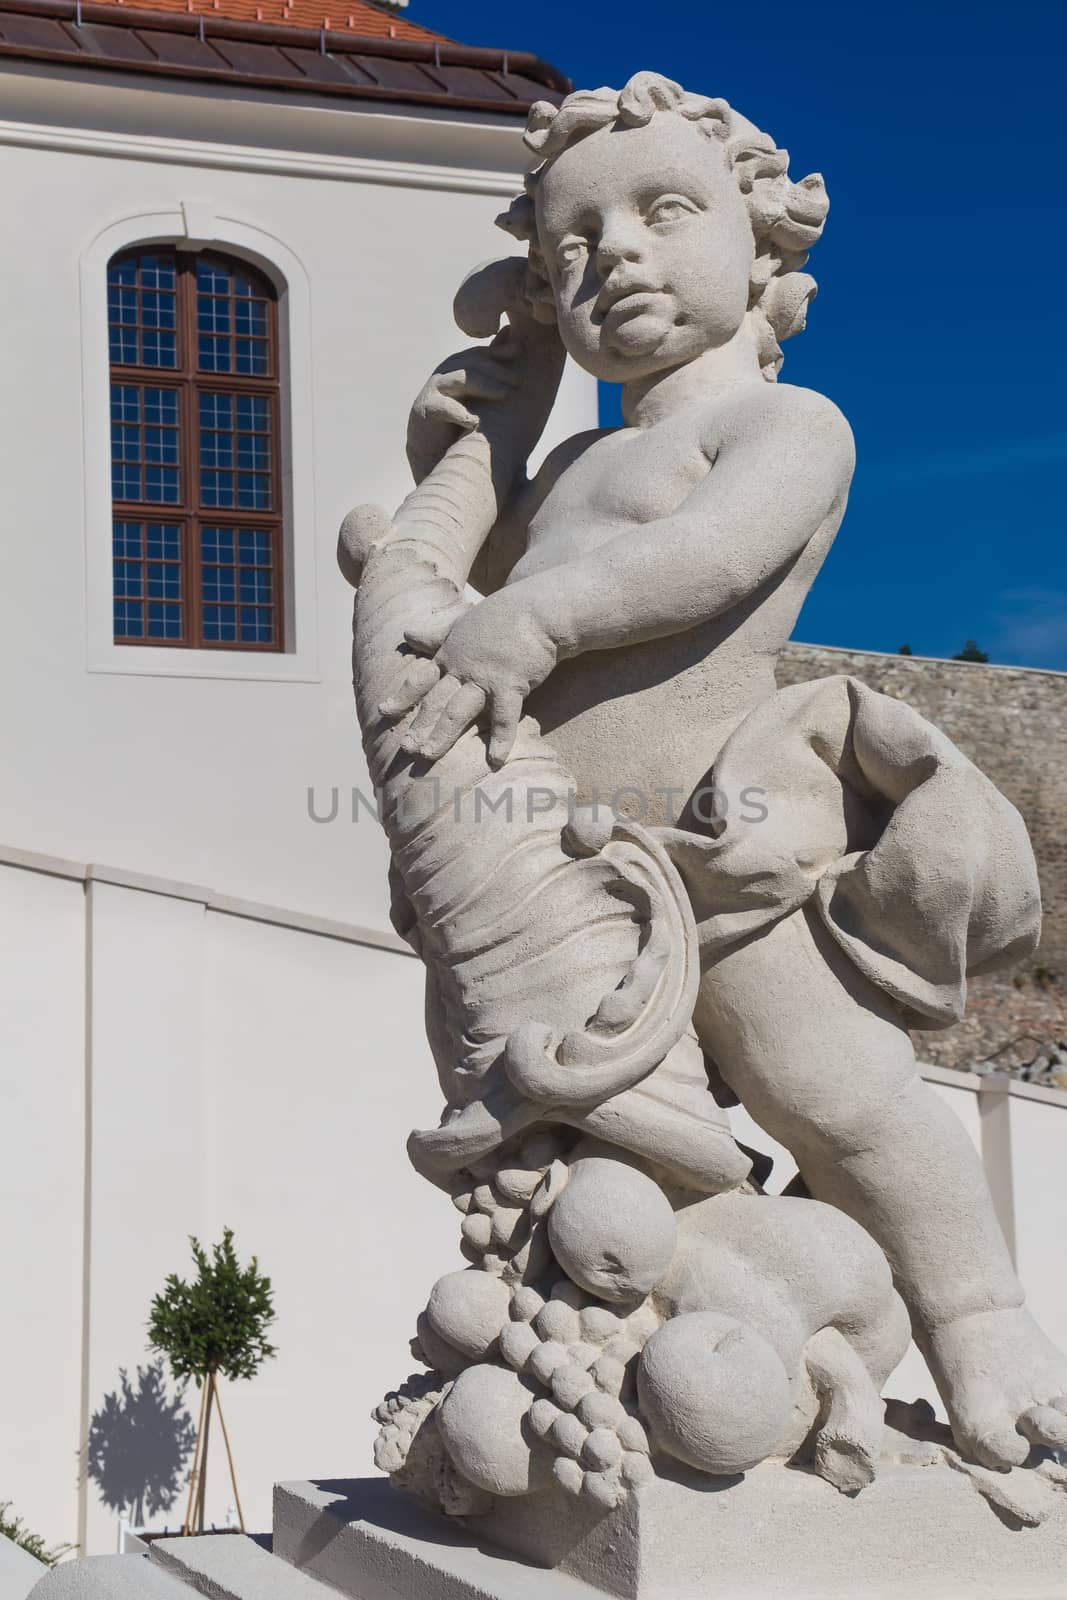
[497,72,829,385]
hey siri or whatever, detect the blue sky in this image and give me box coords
[417,0,1066,668]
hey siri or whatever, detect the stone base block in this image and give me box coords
[275,1468,1067,1600]
[28,1467,1067,1600]
[273,1480,595,1600]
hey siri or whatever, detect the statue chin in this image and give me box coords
[603,314,673,363]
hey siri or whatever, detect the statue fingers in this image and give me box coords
[438,358,518,400]
[405,605,466,656]
[420,389,480,434]
[487,688,524,768]
[402,674,467,752]
[416,683,488,761]
[379,657,440,719]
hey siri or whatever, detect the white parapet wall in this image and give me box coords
[3,846,1066,1557]
[0,1536,45,1600]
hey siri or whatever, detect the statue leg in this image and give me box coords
[694,905,1067,1471]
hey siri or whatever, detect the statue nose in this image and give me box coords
[596,235,642,276]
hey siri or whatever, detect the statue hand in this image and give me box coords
[380,589,558,767]
[406,347,519,483]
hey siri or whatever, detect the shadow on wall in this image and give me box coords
[86,1360,195,1527]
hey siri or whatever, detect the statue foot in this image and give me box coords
[925,1307,1067,1470]
[803,1327,883,1494]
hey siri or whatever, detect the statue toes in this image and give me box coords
[814,1431,879,1496]
[970,1422,1032,1471]
[1019,1403,1067,1450]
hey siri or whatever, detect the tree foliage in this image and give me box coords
[952,639,989,663]
[147,1228,276,1386]
[0,1503,73,1567]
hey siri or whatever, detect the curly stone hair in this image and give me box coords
[496,71,829,381]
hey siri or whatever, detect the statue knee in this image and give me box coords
[731,1052,918,1166]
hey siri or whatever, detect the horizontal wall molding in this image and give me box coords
[0,842,414,957]
[0,115,523,194]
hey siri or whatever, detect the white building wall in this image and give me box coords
[0,65,597,1555]
[3,850,1066,1557]
[0,67,598,933]
[0,864,85,1557]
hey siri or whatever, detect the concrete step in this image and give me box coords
[27,1555,192,1600]
[150,1535,338,1600]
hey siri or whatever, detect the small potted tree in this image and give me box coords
[148,1228,276,1536]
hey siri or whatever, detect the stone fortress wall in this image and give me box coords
[778,643,1067,1072]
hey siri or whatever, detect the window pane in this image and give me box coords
[113,521,183,643]
[235,339,269,376]
[198,299,231,334]
[234,300,267,337]
[114,561,142,599]
[108,252,178,368]
[147,601,183,640]
[146,523,181,562]
[139,256,176,291]
[199,334,231,373]
[200,392,270,512]
[197,259,231,294]
[201,525,275,646]
[239,566,272,603]
[113,521,143,559]
[195,258,272,377]
[114,600,145,638]
[111,385,180,505]
[109,328,138,365]
[144,465,180,505]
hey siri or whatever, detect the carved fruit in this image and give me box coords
[547,1158,677,1303]
[427,1270,511,1360]
[438,1364,545,1498]
[638,1312,793,1476]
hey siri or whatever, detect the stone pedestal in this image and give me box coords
[276,1468,1067,1600]
[29,1468,1067,1600]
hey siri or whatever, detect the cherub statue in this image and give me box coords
[347,68,1062,1542]
[346,70,1062,1516]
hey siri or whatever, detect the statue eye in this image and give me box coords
[556,236,589,266]
[647,195,698,226]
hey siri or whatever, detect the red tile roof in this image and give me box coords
[91,0,444,40]
[0,0,570,112]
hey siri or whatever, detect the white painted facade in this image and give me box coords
[0,62,597,928]
[4,845,1067,1558]
[2,56,1065,1572]
[0,60,595,1557]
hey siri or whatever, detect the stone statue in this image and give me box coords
[341,70,1067,1590]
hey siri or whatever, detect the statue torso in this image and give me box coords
[514,391,845,823]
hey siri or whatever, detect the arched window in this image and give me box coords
[108,249,284,651]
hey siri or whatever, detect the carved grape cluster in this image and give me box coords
[373,1372,492,1517]
[450,1131,566,1278]
[498,1276,659,1509]
[373,1371,449,1476]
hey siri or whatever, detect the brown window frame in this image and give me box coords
[109,247,285,653]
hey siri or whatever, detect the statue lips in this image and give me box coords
[596,282,666,327]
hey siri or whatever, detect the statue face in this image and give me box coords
[536,113,755,384]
